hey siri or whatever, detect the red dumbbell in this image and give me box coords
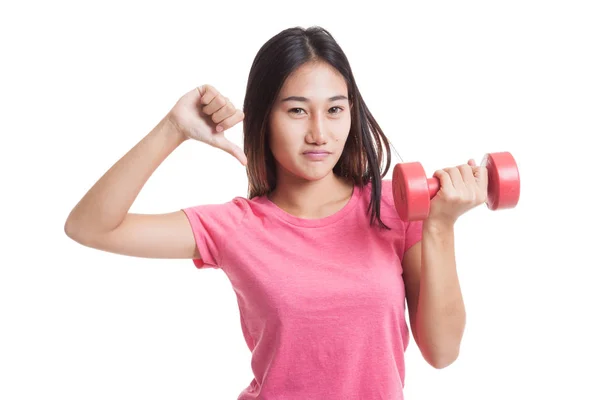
[392,152,520,221]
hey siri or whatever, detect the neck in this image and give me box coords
[268,171,354,219]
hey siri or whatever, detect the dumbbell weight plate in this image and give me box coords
[481,152,520,210]
[392,162,431,221]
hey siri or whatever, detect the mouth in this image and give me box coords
[302,151,331,161]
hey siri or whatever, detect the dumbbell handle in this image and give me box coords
[426,178,441,199]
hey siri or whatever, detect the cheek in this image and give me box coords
[334,118,352,142]
[269,117,297,154]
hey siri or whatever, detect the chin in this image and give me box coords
[277,158,339,183]
[297,167,336,182]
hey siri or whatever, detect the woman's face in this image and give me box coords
[268,61,352,183]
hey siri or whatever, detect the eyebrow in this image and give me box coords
[280,95,348,102]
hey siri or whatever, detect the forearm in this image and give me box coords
[65,115,187,236]
[416,219,466,368]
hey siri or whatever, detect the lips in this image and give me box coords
[302,151,331,161]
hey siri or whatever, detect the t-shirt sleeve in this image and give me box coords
[181,197,248,269]
[380,178,423,253]
[404,220,423,252]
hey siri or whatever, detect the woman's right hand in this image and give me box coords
[167,85,247,166]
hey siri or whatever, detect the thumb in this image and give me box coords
[214,135,247,166]
[473,164,488,191]
[467,158,487,192]
[468,158,483,182]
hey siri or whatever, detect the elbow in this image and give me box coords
[418,338,461,369]
[415,316,466,369]
[64,218,81,241]
[429,351,459,369]
[423,347,460,369]
[64,218,90,245]
[64,209,78,238]
[64,219,73,237]
[64,219,75,239]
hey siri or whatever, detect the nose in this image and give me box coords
[306,114,327,145]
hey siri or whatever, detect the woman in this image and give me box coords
[65,25,487,399]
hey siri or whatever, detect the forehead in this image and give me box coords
[278,62,348,98]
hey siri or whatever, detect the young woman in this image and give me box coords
[65,26,487,400]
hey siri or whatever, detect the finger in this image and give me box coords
[213,135,248,166]
[202,94,228,115]
[198,84,218,106]
[214,110,244,132]
[445,167,465,189]
[433,169,454,191]
[212,101,237,125]
[467,158,476,167]
[458,163,477,186]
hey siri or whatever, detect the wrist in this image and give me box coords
[163,113,189,144]
[423,217,456,235]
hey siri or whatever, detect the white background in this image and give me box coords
[2,0,598,399]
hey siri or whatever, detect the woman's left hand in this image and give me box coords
[427,159,488,226]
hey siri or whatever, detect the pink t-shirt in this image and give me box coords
[182,179,422,399]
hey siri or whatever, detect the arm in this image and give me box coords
[403,159,486,368]
[63,116,200,258]
[64,85,245,259]
[403,220,465,369]
[65,115,186,236]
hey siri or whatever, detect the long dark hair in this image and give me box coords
[243,26,392,230]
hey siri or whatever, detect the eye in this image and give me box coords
[288,108,305,115]
[329,106,344,114]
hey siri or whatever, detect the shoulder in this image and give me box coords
[366,179,423,241]
[182,196,252,226]
[380,179,397,214]
[183,193,280,224]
